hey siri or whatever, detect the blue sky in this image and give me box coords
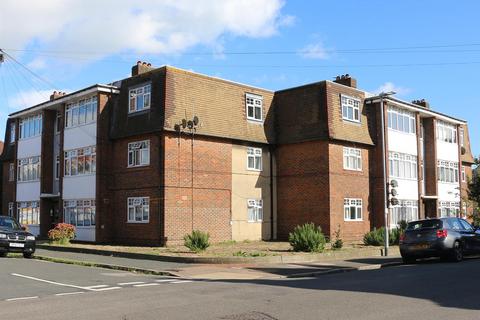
[0,0,478,155]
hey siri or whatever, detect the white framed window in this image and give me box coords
[128,140,150,167]
[127,197,150,223]
[459,127,465,147]
[389,152,418,180]
[17,201,40,225]
[9,123,15,144]
[64,146,96,177]
[9,163,15,182]
[437,160,459,184]
[55,156,60,180]
[8,203,14,217]
[391,200,419,227]
[462,166,466,183]
[55,111,62,133]
[387,107,416,134]
[436,121,457,144]
[19,114,42,140]
[65,96,97,128]
[341,95,361,123]
[247,199,263,222]
[344,198,362,221]
[64,200,96,227]
[438,201,460,218]
[129,84,151,113]
[247,147,262,171]
[343,147,362,171]
[246,93,263,122]
[17,156,41,182]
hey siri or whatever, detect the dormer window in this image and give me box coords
[129,83,151,113]
[341,95,361,123]
[246,93,263,122]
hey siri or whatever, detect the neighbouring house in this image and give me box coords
[0,64,475,245]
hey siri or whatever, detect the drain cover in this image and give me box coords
[220,311,278,320]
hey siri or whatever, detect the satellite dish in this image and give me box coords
[181,119,187,129]
[390,180,398,188]
[187,120,194,129]
[193,116,199,126]
[391,189,398,197]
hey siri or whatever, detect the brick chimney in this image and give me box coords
[333,74,357,88]
[412,99,430,109]
[50,91,66,101]
[132,61,154,76]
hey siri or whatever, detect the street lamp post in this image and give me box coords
[379,91,396,256]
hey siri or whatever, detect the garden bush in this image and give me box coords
[331,224,343,250]
[363,223,406,246]
[184,230,210,252]
[289,223,326,252]
[48,223,75,245]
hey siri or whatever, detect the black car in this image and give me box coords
[0,215,36,258]
[400,217,480,263]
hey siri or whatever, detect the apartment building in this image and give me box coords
[0,64,476,244]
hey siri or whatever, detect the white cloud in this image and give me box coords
[0,0,292,60]
[299,42,330,60]
[7,89,69,111]
[373,82,411,96]
[27,58,47,70]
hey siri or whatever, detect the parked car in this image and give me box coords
[0,215,36,258]
[400,217,480,263]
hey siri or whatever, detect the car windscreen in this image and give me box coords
[406,219,442,231]
[0,216,22,230]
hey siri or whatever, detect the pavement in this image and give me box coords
[2,256,480,320]
[34,247,403,280]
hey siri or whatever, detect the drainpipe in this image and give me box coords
[269,145,274,240]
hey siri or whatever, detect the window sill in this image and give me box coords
[64,173,96,178]
[387,128,416,135]
[342,118,361,125]
[65,121,97,130]
[17,180,40,184]
[344,219,363,222]
[127,164,150,169]
[18,135,41,142]
[343,168,363,172]
[246,168,262,172]
[247,220,263,223]
[246,118,264,124]
[127,221,150,224]
[128,109,151,116]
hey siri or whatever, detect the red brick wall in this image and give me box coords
[328,142,372,242]
[276,140,330,239]
[163,131,232,244]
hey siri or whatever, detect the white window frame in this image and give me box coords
[9,163,15,182]
[65,96,98,129]
[247,199,263,222]
[387,106,416,134]
[437,160,459,184]
[436,121,457,144]
[341,95,361,123]
[343,147,362,171]
[17,156,41,182]
[64,146,96,177]
[55,156,60,180]
[390,200,419,227]
[9,123,15,144]
[459,127,465,147]
[8,203,14,217]
[17,201,40,225]
[461,166,466,183]
[128,140,150,168]
[63,199,96,227]
[245,93,263,122]
[344,198,362,221]
[129,83,151,114]
[389,152,418,180]
[19,114,42,140]
[246,147,262,171]
[438,201,460,218]
[127,197,150,223]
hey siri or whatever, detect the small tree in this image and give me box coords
[289,223,326,252]
[468,158,480,226]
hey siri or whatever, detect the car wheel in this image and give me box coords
[450,241,463,262]
[23,252,33,259]
[0,252,7,258]
[402,255,416,264]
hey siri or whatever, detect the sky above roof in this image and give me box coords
[0,0,478,155]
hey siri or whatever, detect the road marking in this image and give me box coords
[155,279,177,283]
[55,292,84,296]
[118,281,146,286]
[6,296,38,302]
[11,273,94,291]
[170,280,193,284]
[93,286,122,291]
[133,283,160,287]
[84,285,109,289]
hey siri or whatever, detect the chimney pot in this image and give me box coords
[412,99,430,109]
[131,61,155,76]
[333,74,357,88]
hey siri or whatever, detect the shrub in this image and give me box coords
[289,223,326,252]
[331,224,343,250]
[184,230,210,253]
[48,223,75,245]
[363,225,405,246]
